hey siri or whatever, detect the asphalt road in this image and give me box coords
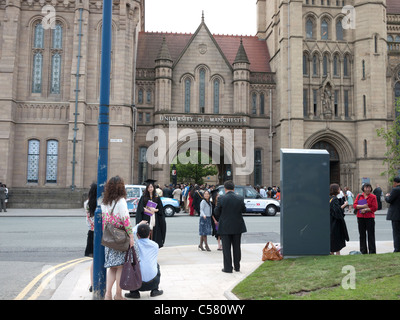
[0,212,393,300]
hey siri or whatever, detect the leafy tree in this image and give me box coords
[376,97,400,182]
[171,151,218,185]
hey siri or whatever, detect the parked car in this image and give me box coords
[125,185,180,217]
[216,185,280,216]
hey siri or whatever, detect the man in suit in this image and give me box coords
[214,180,246,273]
[385,176,400,252]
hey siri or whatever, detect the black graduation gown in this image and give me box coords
[136,195,166,248]
[330,196,349,252]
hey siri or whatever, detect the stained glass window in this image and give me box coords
[27,140,40,183]
[185,79,191,113]
[32,53,43,93]
[336,19,343,41]
[213,79,220,114]
[34,23,44,48]
[199,69,205,113]
[50,53,61,94]
[46,140,58,183]
[52,23,63,49]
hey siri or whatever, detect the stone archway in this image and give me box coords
[304,130,356,190]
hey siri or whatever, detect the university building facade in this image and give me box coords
[0,0,399,207]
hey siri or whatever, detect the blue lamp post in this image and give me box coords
[92,0,112,300]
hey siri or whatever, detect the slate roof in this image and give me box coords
[387,0,400,14]
[137,27,271,73]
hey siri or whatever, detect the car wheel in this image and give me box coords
[164,205,175,217]
[264,205,277,216]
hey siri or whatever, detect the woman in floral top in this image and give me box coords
[101,176,134,300]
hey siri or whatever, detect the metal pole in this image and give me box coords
[93,0,112,300]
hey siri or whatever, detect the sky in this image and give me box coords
[145,0,257,36]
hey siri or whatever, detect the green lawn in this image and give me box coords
[232,253,400,300]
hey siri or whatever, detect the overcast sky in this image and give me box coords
[145,0,257,36]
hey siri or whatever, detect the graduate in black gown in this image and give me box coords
[136,180,166,248]
[330,183,349,255]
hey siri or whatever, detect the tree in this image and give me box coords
[376,97,400,182]
[171,151,218,185]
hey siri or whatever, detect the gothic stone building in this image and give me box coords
[0,0,399,207]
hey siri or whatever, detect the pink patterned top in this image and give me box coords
[101,198,133,235]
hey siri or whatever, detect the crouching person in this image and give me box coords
[125,221,163,299]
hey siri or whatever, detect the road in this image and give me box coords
[0,211,393,300]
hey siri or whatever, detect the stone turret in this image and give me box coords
[155,37,173,111]
[233,39,250,114]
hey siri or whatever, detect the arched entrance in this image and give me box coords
[304,129,356,190]
[311,141,340,184]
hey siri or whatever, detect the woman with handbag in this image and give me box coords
[101,176,134,300]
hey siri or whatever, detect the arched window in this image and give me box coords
[46,140,58,183]
[184,78,191,113]
[32,21,63,95]
[343,55,349,76]
[333,55,339,76]
[213,79,220,114]
[27,139,40,183]
[138,89,143,104]
[199,68,206,113]
[146,90,152,103]
[321,19,329,40]
[32,23,44,93]
[252,93,257,114]
[254,149,262,186]
[260,93,265,115]
[336,19,343,40]
[303,53,309,75]
[138,147,148,184]
[323,54,328,76]
[306,19,314,39]
[313,54,318,75]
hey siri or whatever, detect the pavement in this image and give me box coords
[2,207,395,300]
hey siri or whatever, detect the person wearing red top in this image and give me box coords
[353,183,378,254]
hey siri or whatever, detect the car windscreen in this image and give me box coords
[126,187,141,198]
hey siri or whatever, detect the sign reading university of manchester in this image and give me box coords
[158,114,247,124]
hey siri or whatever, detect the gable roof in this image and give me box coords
[137,30,271,73]
[387,0,400,14]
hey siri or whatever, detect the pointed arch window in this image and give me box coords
[333,55,339,76]
[199,69,206,113]
[260,93,265,115]
[31,21,63,95]
[306,19,314,39]
[323,55,328,76]
[27,139,40,183]
[252,93,257,114]
[321,19,329,40]
[185,78,191,113]
[213,78,220,114]
[32,23,44,93]
[343,55,349,77]
[313,54,318,76]
[336,19,343,40]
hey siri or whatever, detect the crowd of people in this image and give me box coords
[81,175,400,300]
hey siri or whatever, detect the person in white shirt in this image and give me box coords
[125,221,163,299]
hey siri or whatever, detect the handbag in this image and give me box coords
[353,193,361,214]
[262,242,283,261]
[101,201,130,252]
[120,246,142,291]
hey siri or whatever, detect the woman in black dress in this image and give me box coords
[330,183,349,255]
[136,182,166,248]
